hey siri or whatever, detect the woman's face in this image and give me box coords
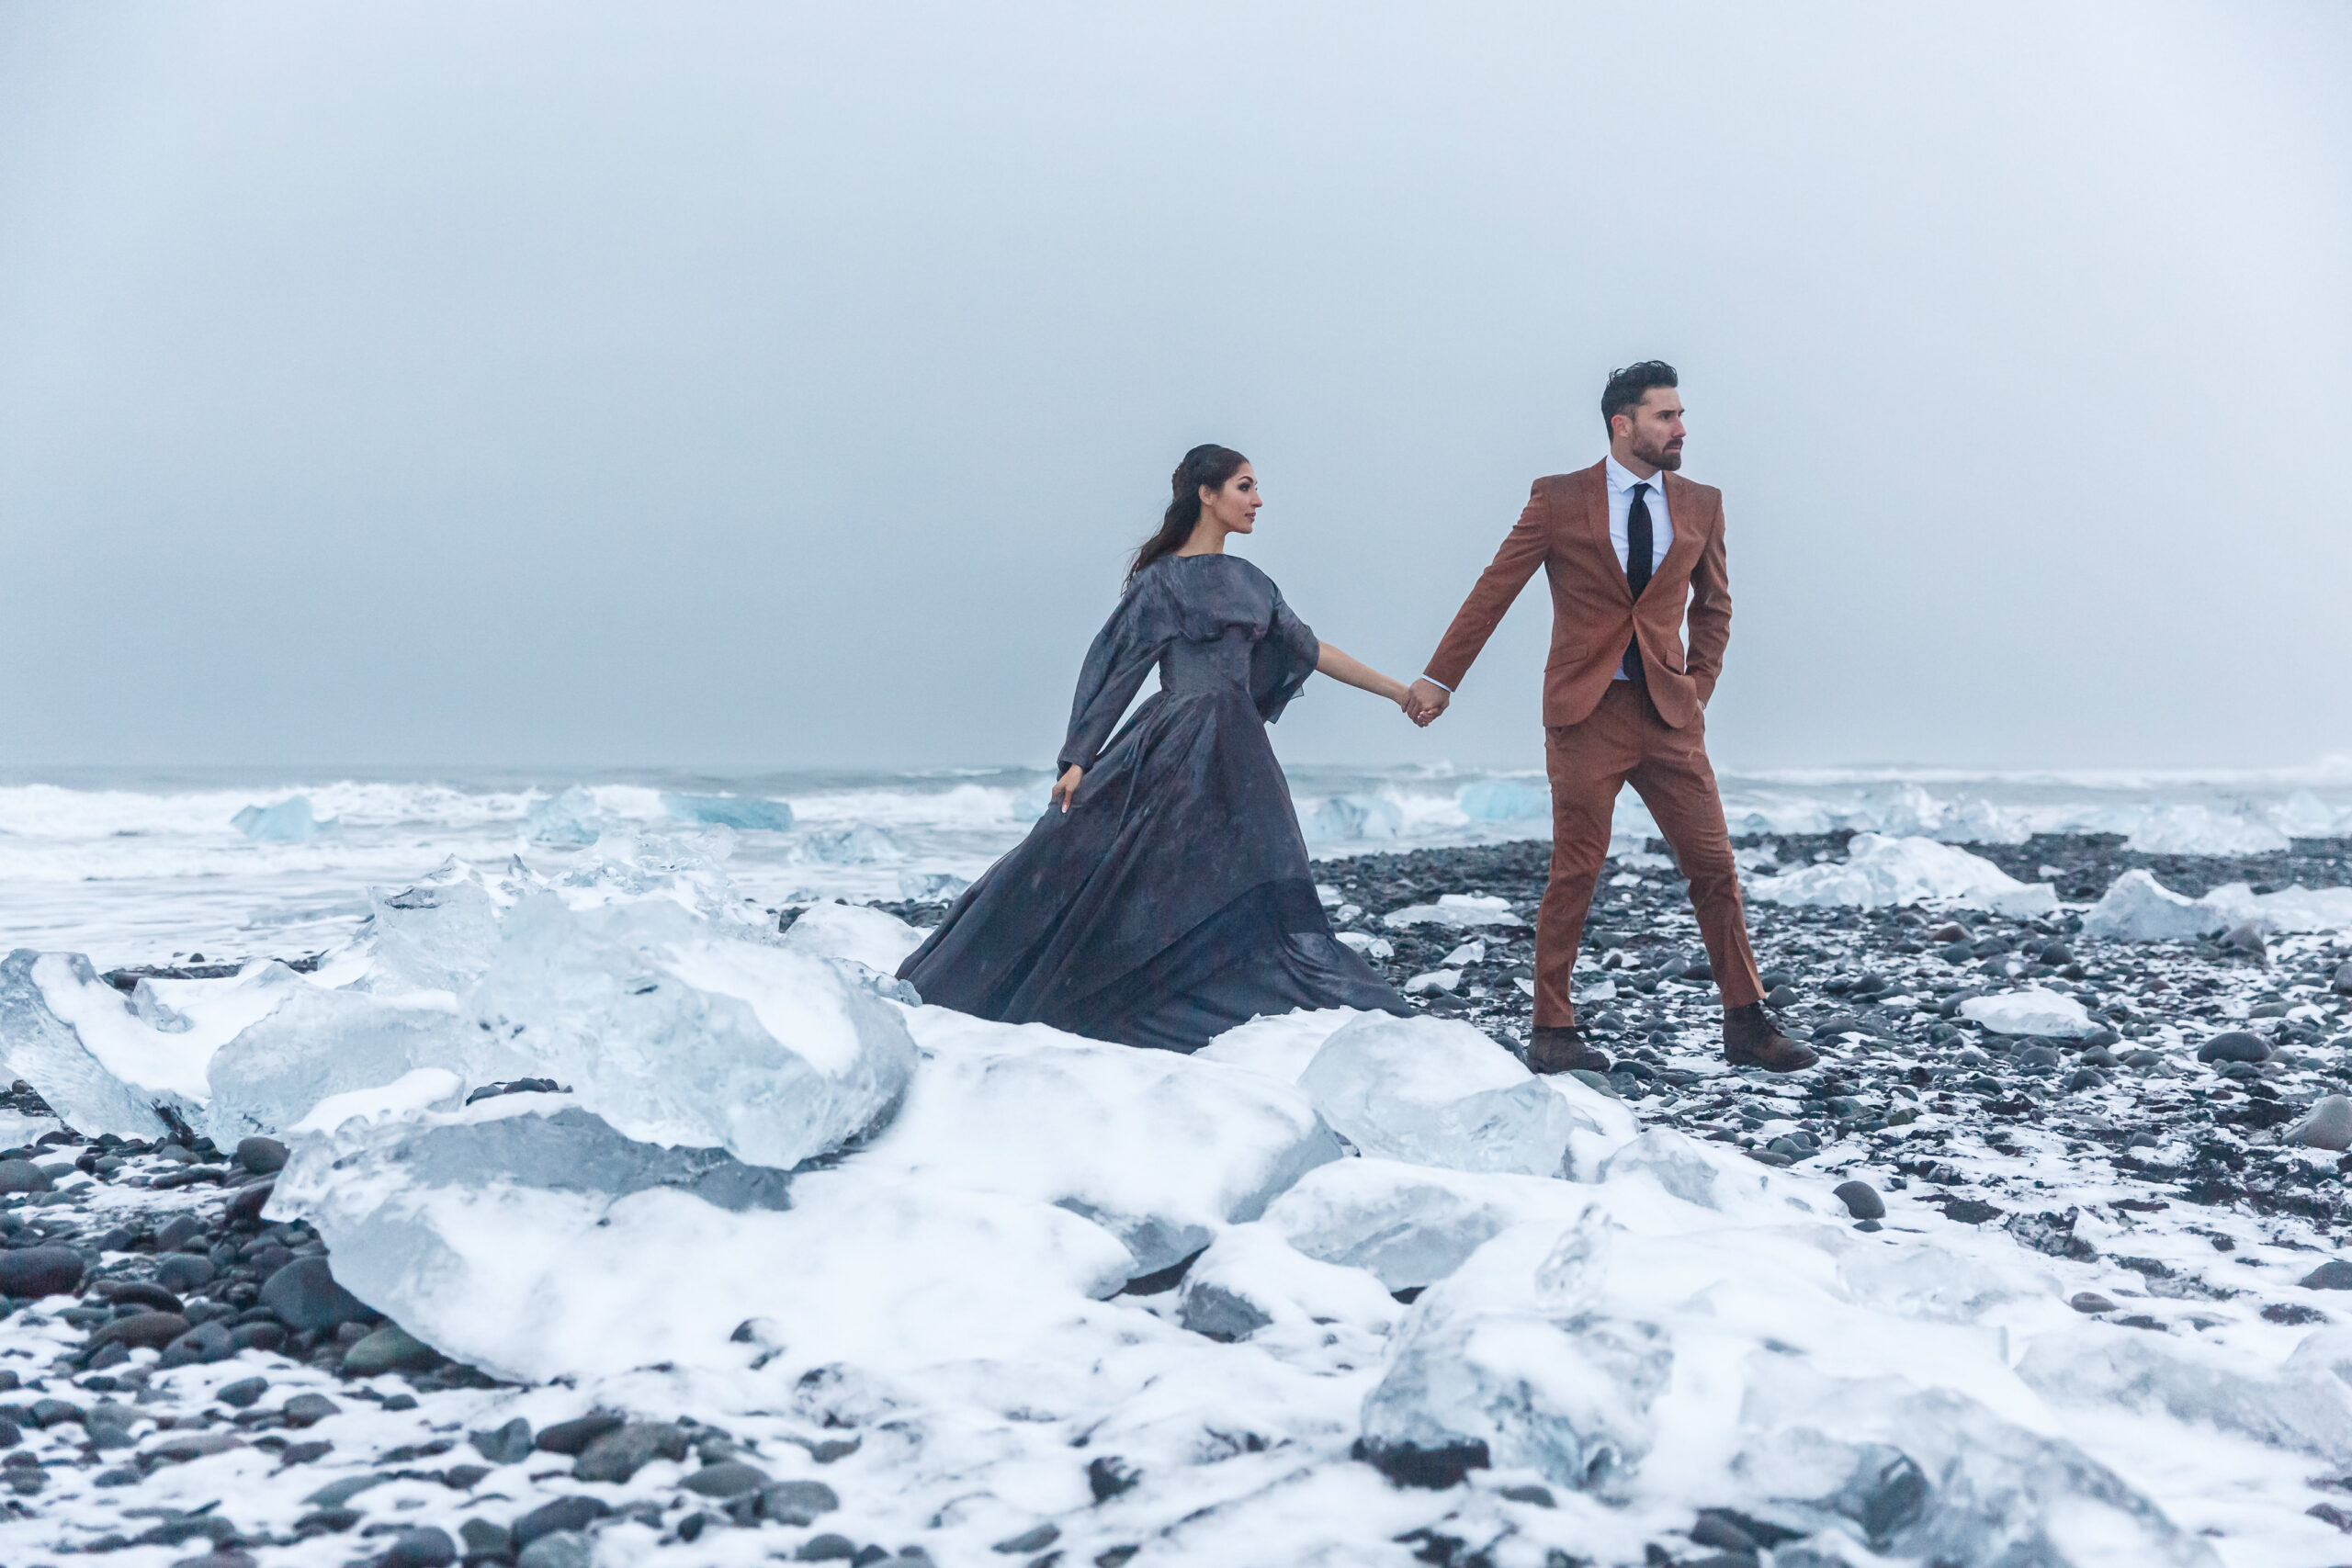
[1201,463,1261,535]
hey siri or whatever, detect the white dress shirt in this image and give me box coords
[1605,454,1672,681]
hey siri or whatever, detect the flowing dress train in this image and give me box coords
[898,553,1411,1053]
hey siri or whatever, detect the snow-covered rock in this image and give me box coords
[1298,1013,1634,1179]
[1958,988,2098,1038]
[1261,1156,1590,1290]
[1747,833,2056,915]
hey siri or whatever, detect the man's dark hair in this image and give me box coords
[1601,361,1678,429]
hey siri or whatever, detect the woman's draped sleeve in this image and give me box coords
[1250,588,1320,723]
[1057,572,1177,774]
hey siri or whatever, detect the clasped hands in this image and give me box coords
[1400,677,1451,728]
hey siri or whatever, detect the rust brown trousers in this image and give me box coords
[1424,459,1765,1028]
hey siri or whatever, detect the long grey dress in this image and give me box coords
[898,553,1412,1053]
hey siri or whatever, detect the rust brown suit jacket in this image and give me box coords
[1423,460,1731,731]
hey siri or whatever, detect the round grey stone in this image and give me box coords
[1832,1181,1885,1221]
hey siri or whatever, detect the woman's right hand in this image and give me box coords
[1051,764,1083,813]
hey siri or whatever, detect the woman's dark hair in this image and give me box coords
[1127,444,1249,584]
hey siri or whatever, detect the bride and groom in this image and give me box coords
[899,361,1816,1077]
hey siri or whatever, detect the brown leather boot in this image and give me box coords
[1723,1002,1816,1072]
[1528,1026,1612,1075]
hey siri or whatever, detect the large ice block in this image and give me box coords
[1747,833,2054,915]
[0,951,182,1137]
[871,1007,1342,1277]
[1261,1156,1592,1290]
[270,1093,1131,1384]
[1297,1013,1634,1179]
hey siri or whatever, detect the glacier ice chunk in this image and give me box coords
[204,986,469,1146]
[1175,1223,1401,1342]
[2015,1326,2352,1465]
[2125,804,2290,856]
[366,860,508,995]
[270,1092,1132,1383]
[781,902,927,976]
[1957,987,2096,1038]
[797,824,902,864]
[0,951,181,1136]
[232,795,330,841]
[1360,1213,1668,1493]
[1300,793,1403,843]
[1298,1013,1634,1179]
[522,785,602,846]
[1260,1156,1591,1290]
[870,1008,1340,1277]
[464,893,918,1169]
[1457,779,1549,823]
[1734,1362,2221,1567]
[1381,894,1524,930]
[1747,834,2054,915]
[663,793,795,832]
[2078,869,2224,942]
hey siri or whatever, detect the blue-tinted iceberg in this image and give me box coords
[663,793,796,832]
[232,795,331,841]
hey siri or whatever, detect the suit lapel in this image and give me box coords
[1579,461,1629,604]
[1652,471,1704,590]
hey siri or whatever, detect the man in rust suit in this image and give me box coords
[1408,362,1814,1076]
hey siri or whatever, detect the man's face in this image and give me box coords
[1615,389,1687,471]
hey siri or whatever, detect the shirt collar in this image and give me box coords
[1605,453,1661,495]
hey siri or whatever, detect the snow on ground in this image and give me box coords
[1,831,2351,1564]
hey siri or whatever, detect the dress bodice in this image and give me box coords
[1057,554,1320,773]
[1159,626,1254,696]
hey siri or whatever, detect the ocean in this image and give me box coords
[4,759,2348,968]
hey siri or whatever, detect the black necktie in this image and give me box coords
[1623,481,1652,682]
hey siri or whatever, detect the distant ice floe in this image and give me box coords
[521,784,603,846]
[1747,833,2058,916]
[232,795,334,841]
[662,792,796,832]
[2123,804,2292,856]
[2082,867,2352,940]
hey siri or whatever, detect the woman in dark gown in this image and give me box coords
[899,445,1419,1053]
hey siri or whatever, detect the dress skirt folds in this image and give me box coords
[898,553,1412,1054]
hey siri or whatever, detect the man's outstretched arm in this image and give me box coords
[1414,483,1552,719]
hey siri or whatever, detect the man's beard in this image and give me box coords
[1633,438,1683,471]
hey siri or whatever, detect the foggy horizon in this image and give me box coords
[4,2,2346,777]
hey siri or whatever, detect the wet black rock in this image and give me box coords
[682,1461,771,1496]
[1831,1181,1884,1221]
[282,1393,341,1427]
[0,1246,83,1298]
[458,1519,512,1560]
[2198,1032,2270,1064]
[386,1527,458,1568]
[232,1136,288,1175]
[1351,1436,1490,1489]
[990,1524,1059,1554]
[1087,1455,1141,1503]
[511,1496,611,1549]
[216,1376,268,1409]
[572,1421,688,1483]
[343,1324,436,1377]
[259,1257,371,1333]
[535,1413,624,1456]
[0,1161,51,1195]
[470,1417,534,1465]
[160,1320,236,1368]
[2301,1260,2352,1292]
[224,1182,274,1227]
[757,1480,841,1526]
[109,1280,185,1314]
[158,1254,216,1293]
[87,1312,189,1354]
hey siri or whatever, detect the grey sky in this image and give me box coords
[3,2,2346,774]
